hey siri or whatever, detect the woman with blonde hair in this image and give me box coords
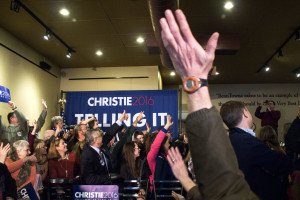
[48,138,80,179]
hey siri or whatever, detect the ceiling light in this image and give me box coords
[66,49,71,59]
[96,50,103,56]
[216,72,220,75]
[136,37,145,43]
[43,30,51,40]
[224,2,234,10]
[265,66,270,72]
[296,72,300,78]
[59,9,69,16]
[170,71,176,76]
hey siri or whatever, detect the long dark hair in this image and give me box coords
[122,141,141,179]
[256,126,282,152]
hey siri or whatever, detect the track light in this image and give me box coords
[10,0,20,13]
[43,30,51,40]
[265,65,270,72]
[278,49,283,57]
[66,49,71,59]
[296,30,300,41]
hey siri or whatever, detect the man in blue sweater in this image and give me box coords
[220,101,293,200]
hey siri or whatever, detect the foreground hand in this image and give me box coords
[171,191,185,200]
[167,147,189,181]
[0,143,10,163]
[160,9,219,80]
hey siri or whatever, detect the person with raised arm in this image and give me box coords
[159,9,257,199]
[146,115,173,191]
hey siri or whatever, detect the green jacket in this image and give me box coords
[0,109,47,146]
[185,107,258,200]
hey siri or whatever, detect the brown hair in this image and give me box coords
[220,101,245,128]
[145,131,168,155]
[122,141,141,179]
[47,138,62,160]
[256,126,282,152]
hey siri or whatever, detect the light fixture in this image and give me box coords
[216,72,220,75]
[136,37,145,43]
[296,30,300,41]
[59,8,69,16]
[96,50,103,56]
[224,1,234,10]
[170,71,176,76]
[66,49,71,59]
[296,72,300,78]
[265,66,270,72]
[43,30,51,40]
[278,49,283,57]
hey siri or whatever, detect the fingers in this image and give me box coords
[175,9,195,44]
[206,32,219,58]
[160,18,178,52]
[0,142,3,149]
[164,10,185,47]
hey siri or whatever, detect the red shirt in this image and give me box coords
[49,153,80,178]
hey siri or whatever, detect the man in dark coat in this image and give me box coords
[220,101,293,200]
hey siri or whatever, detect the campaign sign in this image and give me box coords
[0,86,11,103]
[73,185,119,200]
[17,183,39,200]
[65,90,178,138]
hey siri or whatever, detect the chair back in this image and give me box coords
[153,179,183,199]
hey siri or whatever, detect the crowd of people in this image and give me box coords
[1,9,300,200]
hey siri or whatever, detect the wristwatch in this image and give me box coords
[183,77,208,93]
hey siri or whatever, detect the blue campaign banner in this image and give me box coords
[0,85,11,103]
[65,90,178,138]
[73,185,119,200]
[17,183,39,200]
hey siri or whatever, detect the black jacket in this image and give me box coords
[81,144,111,185]
[229,127,293,200]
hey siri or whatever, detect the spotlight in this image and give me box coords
[265,66,270,72]
[43,30,51,40]
[10,0,20,13]
[136,37,145,43]
[170,71,176,76]
[60,9,69,16]
[224,2,234,10]
[278,49,283,57]
[66,50,71,59]
[96,50,103,56]
[296,30,300,41]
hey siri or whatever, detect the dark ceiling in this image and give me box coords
[1,0,300,86]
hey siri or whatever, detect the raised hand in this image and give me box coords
[42,99,47,110]
[118,110,129,122]
[146,122,151,133]
[160,9,219,81]
[8,101,16,109]
[0,143,10,163]
[164,115,174,130]
[167,147,189,181]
